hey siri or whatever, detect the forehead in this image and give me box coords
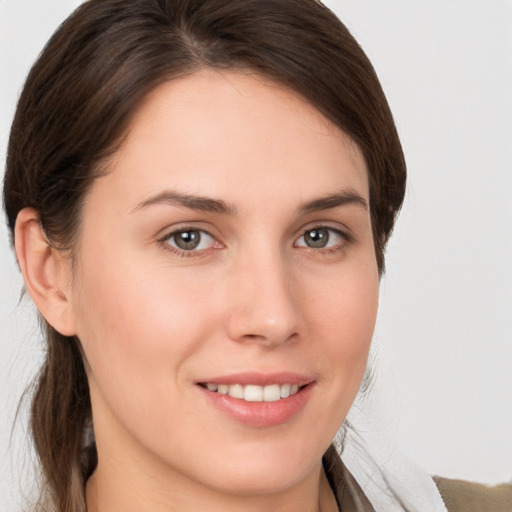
[93,70,369,212]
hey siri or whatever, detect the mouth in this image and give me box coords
[196,374,315,427]
[197,382,304,402]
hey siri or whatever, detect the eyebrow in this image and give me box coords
[132,188,368,215]
[299,189,368,214]
[131,191,237,215]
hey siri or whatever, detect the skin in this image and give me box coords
[16,70,379,512]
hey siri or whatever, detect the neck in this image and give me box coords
[86,460,338,512]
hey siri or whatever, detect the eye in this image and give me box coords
[295,227,347,250]
[163,229,217,252]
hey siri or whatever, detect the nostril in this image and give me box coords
[235,331,299,348]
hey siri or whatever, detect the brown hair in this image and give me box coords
[3,0,406,510]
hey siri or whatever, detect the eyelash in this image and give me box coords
[158,225,352,258]
[159,228,221,257]
[294,225,353,254]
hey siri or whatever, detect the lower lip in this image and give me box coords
[197,384,314,428]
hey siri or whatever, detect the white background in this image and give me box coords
[1,0,511,509]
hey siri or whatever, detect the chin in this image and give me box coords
[183,438,326,497]
[205,463,314,497]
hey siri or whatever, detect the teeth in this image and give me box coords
[205,383,302,402]
[262,384,281,402]
[244,385,263,402]
[228,384,244,399]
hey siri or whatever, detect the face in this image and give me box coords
[68,70,379,497]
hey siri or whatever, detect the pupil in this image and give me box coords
[305,228,329,248]
[175,230,200,250]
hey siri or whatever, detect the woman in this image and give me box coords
[2,1,510,511]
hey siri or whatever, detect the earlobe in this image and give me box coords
[14,207,78,336]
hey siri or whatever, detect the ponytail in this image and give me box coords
[30,325,93,512]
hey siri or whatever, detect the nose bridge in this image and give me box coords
[225,242,299,346]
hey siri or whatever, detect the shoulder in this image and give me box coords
[324,444,512,512]
[434,475,512,512]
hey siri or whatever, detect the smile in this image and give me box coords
[201,383,301,402]
[197,375,315,427]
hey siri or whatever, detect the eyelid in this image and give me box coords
[158,225,223,256]
[293,224,353,250]
[294,220,353,239]
[155,219,217,238]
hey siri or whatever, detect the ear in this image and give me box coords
[15,207,77,336]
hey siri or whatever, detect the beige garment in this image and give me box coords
[434,476,512,512]
[323,445,512,512]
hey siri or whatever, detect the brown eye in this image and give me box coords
[166,229,216,251]
[173,230,201,250]
[295,227,347,250]
[303,228,330,248]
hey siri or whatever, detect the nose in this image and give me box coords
[224,249,300,348]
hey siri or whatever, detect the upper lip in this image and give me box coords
[196,372,315,387]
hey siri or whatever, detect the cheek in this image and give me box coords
[70,246,213,402]
[310,261,379,392]
[70,253,227,452]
